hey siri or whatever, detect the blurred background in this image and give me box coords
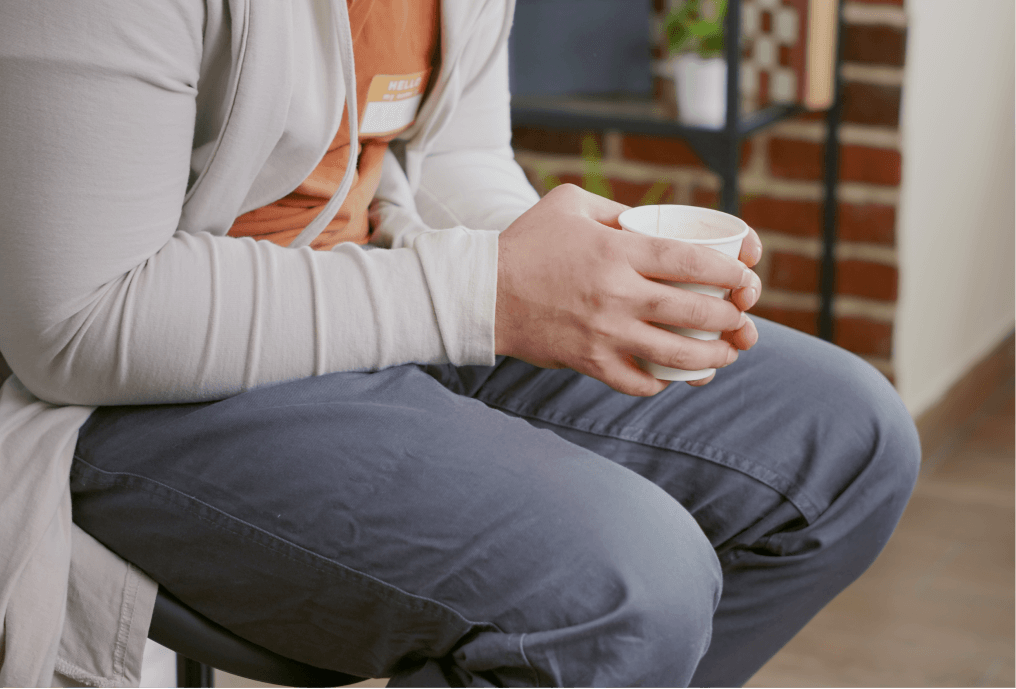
[138,0,1014,686]
[509,0,1015,685]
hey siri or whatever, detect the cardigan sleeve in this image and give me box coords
[0,0,502,407]
[368,2,540,368]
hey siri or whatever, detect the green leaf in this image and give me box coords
[532,163,562,195]
[542,174,562,193]
[580,134,613,200]
[688,20,721,38]
[663,0,698,54]
[637,179,671,206]
[665,18,692,54]
[698,32,724,58]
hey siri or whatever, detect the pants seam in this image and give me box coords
[517,633,540,687]
[478,399,824,523]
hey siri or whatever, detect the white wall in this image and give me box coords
[894,0,1015,417]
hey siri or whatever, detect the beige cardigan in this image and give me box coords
[0,0,537,684]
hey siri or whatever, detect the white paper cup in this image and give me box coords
[618,205,749,382]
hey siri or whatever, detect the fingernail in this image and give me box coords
[737,311,748,328]
[740,267,753,288]
[746,287,758,307]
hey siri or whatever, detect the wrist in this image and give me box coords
[494,232,513,357]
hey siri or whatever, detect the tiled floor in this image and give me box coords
[218,353,1015,689]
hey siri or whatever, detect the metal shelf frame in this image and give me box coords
[510,0,846,342]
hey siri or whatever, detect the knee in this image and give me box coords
[614,493,722,662]
[810,350,921,545]
[846,355,921,508]
[518,472,722,686]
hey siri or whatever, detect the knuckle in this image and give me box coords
[675,244,703,276]
[684,297,710,329]
[659,336,692,369]
[643,293,668,318]
[551,182,582,201]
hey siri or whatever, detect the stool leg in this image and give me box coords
[176,654,215,687]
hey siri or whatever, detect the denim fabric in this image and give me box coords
[71,318,920,686]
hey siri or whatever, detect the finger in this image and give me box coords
[590,354,670,397]
[739,227,763,268]
[686,371,716,387]
[730,269,762,310]
[625,233,752,292]
[624,321,739,373]
[549,183,630,229]
[638,281,747,333]
[720,314,759,351]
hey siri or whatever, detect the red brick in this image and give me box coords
[550,174,675,206]
[835,317,893,357]
[769,252,899,301]
[742,198,897,244]
[769,138,824,180]
[750,308,895,357]
[751,309,894,357]
[843,25,906,67]
[842,82,901,127]
[557,173,582,185]
[740,139,754,169]
[837,259,898,301]
[795,109,828,122]
[837,203,896,245]
[769,252,819,293]
[512,127,602,156]
[623,134,706,168]
[622,136,753,169]
[692,188,719,209]
[770,138,902,186]
[749,306,819,336]
[779,44,793,68]
[758,70,771,105]
[609,178,675,206]
[840,145,901,186]
[741,197,822,237]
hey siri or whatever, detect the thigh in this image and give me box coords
[446,317,916,555]
[71,364,718,683]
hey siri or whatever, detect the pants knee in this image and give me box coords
[807,354,921,556]
[854,360,921,514]
[513,474,722,686]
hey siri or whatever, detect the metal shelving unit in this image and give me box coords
[510,0,846,342]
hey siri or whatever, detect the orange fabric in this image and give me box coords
[229,0,441,250]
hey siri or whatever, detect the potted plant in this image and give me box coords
[664,0,729,129]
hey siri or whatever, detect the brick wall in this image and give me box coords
[512,0,907,381]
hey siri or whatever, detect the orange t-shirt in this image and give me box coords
[228,0,441,250]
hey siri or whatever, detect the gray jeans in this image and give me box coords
[70,318,920,686]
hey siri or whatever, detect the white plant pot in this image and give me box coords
[673,54,727,129]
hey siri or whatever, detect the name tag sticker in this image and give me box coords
[360,70,431,136]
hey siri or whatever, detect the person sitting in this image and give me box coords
[0,1,920,685]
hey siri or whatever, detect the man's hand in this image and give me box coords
[495,184,762,396]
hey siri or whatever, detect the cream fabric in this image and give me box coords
[0,0,537,684]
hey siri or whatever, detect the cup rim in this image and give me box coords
[618,204,750,244]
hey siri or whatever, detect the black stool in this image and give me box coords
[150,586,367,688]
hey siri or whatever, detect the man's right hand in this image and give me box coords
[494,184,761,396]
